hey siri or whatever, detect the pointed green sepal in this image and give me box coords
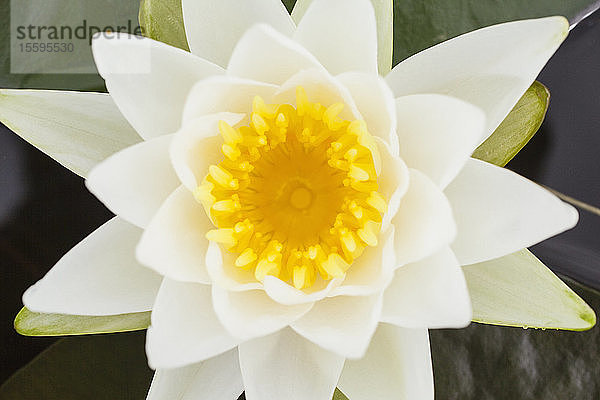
[139,0,189,51]
[333,388,350,400]
[473,81,549,167]
[14,307,151,337]
[464,249,596,331]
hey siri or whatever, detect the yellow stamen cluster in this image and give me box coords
[198,87,387,290]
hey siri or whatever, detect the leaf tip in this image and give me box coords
[562,286,597,331]
[13,307,34,336]
[576,301,596,331]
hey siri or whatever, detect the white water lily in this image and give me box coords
[11,0,581,398]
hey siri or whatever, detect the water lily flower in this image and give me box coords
[14,0,579,399]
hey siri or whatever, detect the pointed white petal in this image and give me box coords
[292,294,383,358]
[0,90,140,177]
[395,94,486,188]
[182,77,277,124]
[206,241,263,292]
[339,324,434,400]
[23,218,161,316]
[239,328,345,400]
[330,226,395,297]
[212,286,312,340]
[171,113,245,190]
[337,72,398,150]
[147,349,243,400]
[291,0,394,74]
[146,279,239,369]
[445,159,578,265]
[137,186,212,284]
[392,169,456,266]
[92,34,223,140]
[381,247,472,329]
[182,0,295,67]
[228,24,324,85]
[294,0,378,74]
[86,135,178,228]
[386,17,569,141]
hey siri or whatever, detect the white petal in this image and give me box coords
[146,279,239,369]
[0,90,140,178]
[395,94,486,188]
[147,349,243,400]
[212,286,312,340]
[171,113,245,190]
[206,241,263,292]
[182,77,278,124]
[86,135,179,228]
[137,186,212,284]
[294,0,378,74]
[337,72,398,150]
[338,324,434,400]
[23,218,161,316]
[392,169,456,266]
[330,226,395,297]
[273,68,361,121]
[239,328,345,400]
[262,276,343,305]
[376,137,409,230]
[381,247,472,329]
[386,17,569,141]
[92,34,223,140]
[228,24,324,85]
[446,158,578,265]
[292,293,383,358]
[291,0,394,74]
[182,0,295,67]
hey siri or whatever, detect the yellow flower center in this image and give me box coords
[197,87,387,290]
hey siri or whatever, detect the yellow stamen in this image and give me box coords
[198,87,389,290]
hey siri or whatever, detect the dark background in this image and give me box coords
[0,7,599,400]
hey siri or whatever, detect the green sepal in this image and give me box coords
[14,307,151,337]
[333,388,350,400]
[464,250,596,331]
[139,0,190,51]
[473,81,550,167]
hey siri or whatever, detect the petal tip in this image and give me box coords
[565,202,580,228]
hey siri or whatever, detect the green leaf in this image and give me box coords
[392,0,599,64]
[0,332,152,400]
[290,0,394,74]
[0,89,141,178]
[472,81,549,167]
[14,307,151,337]
[463,249,596,331]
[139,0,190,51]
